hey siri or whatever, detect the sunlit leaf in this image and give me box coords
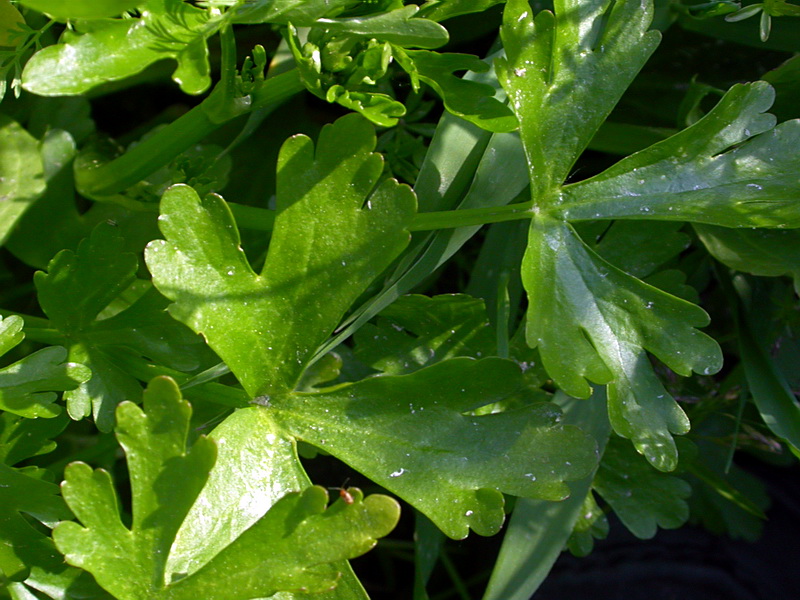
[16,0,142,20]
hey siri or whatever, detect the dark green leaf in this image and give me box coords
[418,0,506,21]
[146,115,416,397]
[0,315,90,419]
[0,412,69,466]
[0,115,46,246]
[593,436,690,538]
[0,464,72,581]
[696,225,800,295]
[270,358,598,539]
[233,0,354,25]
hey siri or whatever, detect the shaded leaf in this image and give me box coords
[0,464,72,581]
[233,0,354,25]
[0,412,69,466]
[270,358,598,539]
[395,49,517,132]
[354,294,495,375]
[418,0,506,21]
[0,115,46,246]
[22,0,216,95]
[696,224,800,295]
[593,435,691,538]
[146,114,416,397]
[0,0,25,49]
[482,391,611,600]
[0,315,90,419]
[35,225,211,430]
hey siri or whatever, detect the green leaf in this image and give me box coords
[317,6,449,49]
[482,391,611,600]
[233,0,354,25]
[591,221,690,279]
[0,464,72,582]
[557,83,800,228]
[395,49,517,132]
[522,216,721,471]
[735,277,800,451]
[593,435,690,538]
[22,0,216,96]
[146,114,416,397]
[0,0,25,46]
[0,115,46,246]
[0,315,90,419]
[16,0,142,20]
[270,357,598,539]
[53,377,399,600]
[354,294,496,375]
[52,377,217,599]
[35,224,210,430]
[495,0,661,196]
[695,225,800,295]
[418,0,506,21]
[0,412,69,466]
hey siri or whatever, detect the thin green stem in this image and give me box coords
[76,69,304,198]
[409,202,535,231]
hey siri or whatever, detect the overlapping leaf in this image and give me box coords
[270,357,597,539]
[34,225,212,430]
[495,0,800,471]
[0,315,90,419]
[22,0,217,95]
[495,0,661,196]
[593,435,690,538]
[146,114,416,397]
[0,464,72,582]
[53,377,400,600]
[0,115,45,245]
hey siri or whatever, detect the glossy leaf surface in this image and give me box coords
[146,115,416,397]
[53,377,399,599]
[270,358,598,539]
[22,0,215,95]
[496,0,660,196]
[318,6,449,49]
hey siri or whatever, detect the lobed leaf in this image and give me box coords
[0,464,72,582]
[146,114,416,397]
[396,49,517,132]
[523,216,721,470]
[233,0,354,25]
[53,377,399,600]
[593,435,690,538]
[270,357,598,539]
[557,82,800,228]
[496,0,660,197]
[418,0,506,21]
[22,0,216,96]
[35,225,209,430]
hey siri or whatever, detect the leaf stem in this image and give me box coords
[409,202,534,231]
[76,69,304,198]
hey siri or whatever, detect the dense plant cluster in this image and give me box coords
[1,1,799,598]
